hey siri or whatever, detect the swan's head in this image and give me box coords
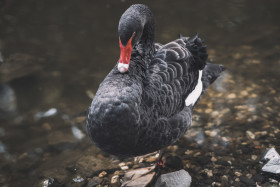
[117,5,145,73]
[118,32,136,73]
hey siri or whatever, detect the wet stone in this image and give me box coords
[87,176,102,187]
[165,156,184,169]
[41,178,54,187]
[240,176,255,186]
[73,175,84,183]
[98,171,107,178]
[246,130,255,140]
[145,155,157,163]
[121,166,155,187]
[221,175,228,186]
[253,174,265,183]
[75,155,118,177]
[155,169,191,187]
[111,175,120,187]
[234,171,242,177]
[261,148,280,177]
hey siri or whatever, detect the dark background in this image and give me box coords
[0,0,279,186]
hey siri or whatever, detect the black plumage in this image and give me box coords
[86,4,225,157]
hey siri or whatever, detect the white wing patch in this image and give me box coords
[185,70,203,106]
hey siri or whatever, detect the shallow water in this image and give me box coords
[0,0,280,186]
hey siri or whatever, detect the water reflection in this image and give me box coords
[0,84,17,118]
[0,0,279,186]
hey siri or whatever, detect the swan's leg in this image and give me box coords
[155,148,166,169]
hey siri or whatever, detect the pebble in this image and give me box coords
[205,130,218,137]
[234,171,242,177]
[121,166,129,170]
[211,156,217,162]
[211,182,221,186]
[42,178,54,187]
[75,116,86,123]
[251,155,258,160]
[98,171,107,178]
[204,169,213,177]
[145,156,157,163]
[205,108,212,114]
[255,131,267,138]
[73,175,84,183]
[184,150,193,155]
[113,170,124,176]
[86,90,95,99]
[246,130,255,140]
[240,176,255,186]
[240,90,248,96]
[227,93,236,99]
[211,111,219,117]
[126,162,133,166]
[193,152,201,157]
[42,123,52,131]
[111,175,119,184]
[118,162,126,167]
[221,175,228,185]
[155,170,191,187]
[246,173,252,179]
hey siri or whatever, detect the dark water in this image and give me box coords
[0,0,280,186]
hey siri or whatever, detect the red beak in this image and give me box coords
[118,33,135,73]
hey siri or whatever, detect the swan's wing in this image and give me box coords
[143,34,207,117]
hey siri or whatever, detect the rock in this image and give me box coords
[260,148,280,176]
[121,166,155,187]
[251,155,258,161]
[98,171,107,178]
[221,175,228,186]
[73,175,84,183]
[71,126,85,140]
[0,53,45,83]
[121,166,129,170]
[253,174,265,183]
[204,169,213,177]
[145,155,157,163]
[119,162,126,167]
[87,176,102,187]
[246,130,255,140]
[34,108,57,121]
[240,176,255,186]
[41,178,54,187]
[111,175,120,185]
[165,156,183,169]
[155,169,191,187]
[234,171,242,177]
[227,93,236,99]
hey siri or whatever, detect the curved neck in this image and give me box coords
[135,16,155,58]
[119,4,155,58]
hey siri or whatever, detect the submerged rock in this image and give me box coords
[155,169,191,187]
[34,108,57,120]
[0,84,17,118]
[0,53,45,83]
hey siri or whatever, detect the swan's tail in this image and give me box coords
[180,33,208,70]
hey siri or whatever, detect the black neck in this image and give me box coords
[119,4,155,58]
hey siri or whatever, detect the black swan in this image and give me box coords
[87,4,225,157]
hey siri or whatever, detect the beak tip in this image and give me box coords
[118,67,126,73]
[118,62,129,73]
